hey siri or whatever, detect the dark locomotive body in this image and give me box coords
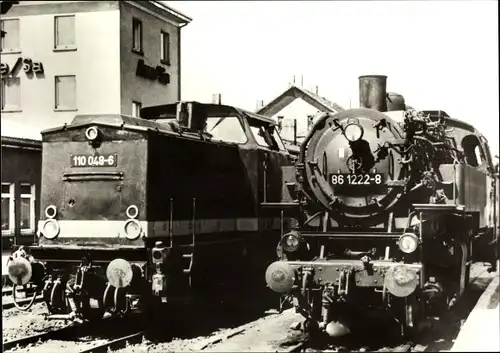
[264,75,499,338]
[7,101,292,320]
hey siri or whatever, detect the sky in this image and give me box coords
[169,0,499,156]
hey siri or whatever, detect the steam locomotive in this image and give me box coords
[264,75,499,338]
[6,101,293,321]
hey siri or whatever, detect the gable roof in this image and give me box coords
[256,85,345,117]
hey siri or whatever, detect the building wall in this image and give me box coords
[1,1,188,249]
[272,100,321,143]
[1,144,42,247]
[119,1,180,115]
[1,1,121,129]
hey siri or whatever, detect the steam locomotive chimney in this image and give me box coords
[358,75,388,112]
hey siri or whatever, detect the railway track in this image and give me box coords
[283,339,415,352]
[78,330,148,353]
[2,313,147,353]
[3,322,78,351]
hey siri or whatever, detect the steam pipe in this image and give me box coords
[12,284,38,311]
[298,112,329,165]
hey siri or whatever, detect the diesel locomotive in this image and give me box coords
[264,75,499,338]
[6,101,293,321]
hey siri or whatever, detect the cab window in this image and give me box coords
[249,121,283,151]
[461,134,485,168]
[250,125,270,147]
[205,116,247,144]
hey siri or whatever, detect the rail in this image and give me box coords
[3,313,145,352]
[3,323,80,351]
[79,330,148,353]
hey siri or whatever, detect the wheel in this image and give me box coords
[303,318,320,337]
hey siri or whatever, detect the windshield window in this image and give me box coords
[205,116,247,144]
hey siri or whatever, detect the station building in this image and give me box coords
[256,84,344,145]
[1,0,191,248]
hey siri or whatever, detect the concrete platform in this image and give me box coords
[451,272,500,352]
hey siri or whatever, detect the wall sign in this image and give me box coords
[1,57,44,77]
[136,59,169,85]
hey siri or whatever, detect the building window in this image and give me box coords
[54,15,76,50]
[0,19,20,53]
[55,75,77,111]
[1,77,21,112]
[132,18,142,54]
[132,101,142,117]
[19,184,36,234]
[160,31,170,65]
[1,183,14,235]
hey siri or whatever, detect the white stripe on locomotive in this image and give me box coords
[37,217,283,239]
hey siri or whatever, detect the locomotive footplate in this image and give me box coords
[287,259,422,292]
[24,245,148,263]
[299,231,402,240]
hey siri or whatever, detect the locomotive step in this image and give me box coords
[181,250,194,274]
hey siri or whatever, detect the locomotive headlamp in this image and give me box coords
[384,264,419,297]
[281,231,302,253]
[106,258,133,288]
[123,219,142,240]
[126,205,139,219]
[397,233,419,254]
[265,261,296,293]
[41,219,60,239]
[343,123,364,142]
[45,205,57,219]
[152,241,168,264]
[85,126,100,141]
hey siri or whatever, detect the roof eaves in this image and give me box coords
[296,87,344,113]
[256,85,345,117]
[256,85,297,117]
[154,1,192,24]
[1,136,42,148]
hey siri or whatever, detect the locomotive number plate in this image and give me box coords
[330,173,384,186]
[70,154,117,168]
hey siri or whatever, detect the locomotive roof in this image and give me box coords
[40,102,277,137]
[140,101,277,125]
[40,114,178,135]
